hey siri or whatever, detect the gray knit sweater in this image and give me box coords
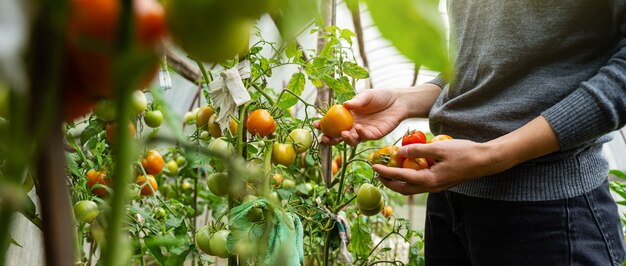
[428,0,626,201]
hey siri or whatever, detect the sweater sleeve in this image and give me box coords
[425,74,448,89]
[541,6,626,151]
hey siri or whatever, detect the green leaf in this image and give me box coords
[80,121,104,146]
[348,218,372,257]
[10,237,22,248]
[364,0,450,74]
[279,73,306,109]
[275,0,319,40]
[66,153,81,178]
[340,29,356,45]
[342,62,369,79]
[18,195,42,230]
[610,170,626,180]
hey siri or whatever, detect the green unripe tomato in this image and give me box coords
[286,128,313,153]
[74,200,99,223]
[153,207,167,220]
[208,137,236,155]
[184,111,196,124]
[175,155,187,166]
[128,184,142,201]
[282,179,296,189]
[207,172,229,197]
[359,198,384,216]
[165,160,179,176]
[209,230,231,258]
[144,110,163,128]
[243,195,264,222]
[356,183,383,210]
[131,90,148,115]
[195,225,214,255]
[199,131,210,140]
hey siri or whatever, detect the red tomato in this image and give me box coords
[402,130,427,146]
[246,109,276,137]
[66,0,165,98]
[402,158,429,170]
[320,105,354,138]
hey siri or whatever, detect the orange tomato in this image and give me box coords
[195,106,215,128]
[141,150,164,175]
[272,173,283,188]
[86,169,111,196]
[402,158,429,170]
[320,105,354,138]
[381,206,393,218]
[246,109,276,137]
[428,134,453,143]
[332,160,338,175]
[135,174,158,196]
[369,146,405,168]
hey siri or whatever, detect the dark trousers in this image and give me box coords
[425,180,626,266]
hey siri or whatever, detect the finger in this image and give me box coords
[341,130,361,146]
[343,90,372,111]
[354,124,381,141]
[372,164,431,185]
[398,143,442,159]
[313,120,321,130]
[377,177,427,195]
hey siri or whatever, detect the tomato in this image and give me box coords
[141,150,164,175]
[131,90,148,115]
[144,110,163,128]
[402,130,427,146]
[93,100,117,122]
[208,113,222,138]
[360,198,384,217]
[218,0,277,19]
[210,230,231,258]
[196,225,215,255]
[282,179,296,189]
[272,143,296,166]
[67,0,165,98]
[74,200,99,223]
[199,131,210,140]
[165,160,178,176]
[207,137,236,155]
[381,206,393,218]
[246,109,276,137]
[335,155,343,168]
[427,134,453,165]
[195,106,215,128]
[369,146,405,168]
[268,191,280,204]
[181,180,193,193]
[320,105,354,139]
[272,174,283,188]
[208,172,229,197]
[228,119,238,135]
[242,195,263,222]
[286,129,313,153]
[135,174,158,196]
[160,183,174,198]
[105,121,136,144]
[175,155,187,166]
[356,183,383,210]
[153,207,166,219]
[428,134,453,143]
[402,157,429,170]
[184,111,196,124]
[164,0,251,62]
[86,169,111,196]
[332,160,338,175]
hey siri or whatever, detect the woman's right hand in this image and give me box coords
[314,83,442,146]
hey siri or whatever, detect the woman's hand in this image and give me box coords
[375,116,561,195]
[314,84,442,146]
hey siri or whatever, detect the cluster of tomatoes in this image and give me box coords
[369,130,453,171]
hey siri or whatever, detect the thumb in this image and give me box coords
[398,144,440,159]
[343,90,372,111]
